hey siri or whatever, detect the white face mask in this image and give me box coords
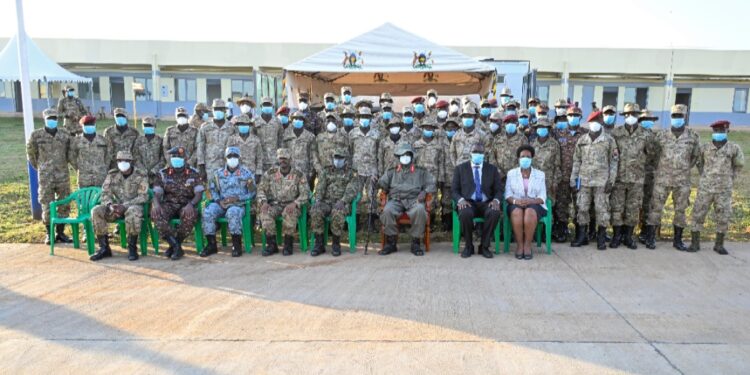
[399,155,412,165]
[555,108,567,116]
[589,122,602,132]
[625,116,638,125]
[240,104,252,114]
[176,117,188,125]
[449,104,459,113]
[389,127,401,135]
[427,97,437,106]
[227,157,240,168]
[326,122,337,132]
[117,161,130,172]
[299,102,308,110]
[437,110,448,119]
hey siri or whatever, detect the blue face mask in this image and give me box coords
[505,123,517,134]
[462,118,474,127]
[67,90,75,98]
[518,117,529,126]
[671,118,685,128]
[506,110,517,116]
[170,157,185,168]
[446,130,457,138]
[489,123,500,133]
[640,120,654,129]
[712,132,727,142]
[343,117,354,127]
[115,116,127,126]
[359,118,371,127]
[213,110,225,120]
[568,116,581,126]
[414,104,425,113]
[470,153,484,165]
[45,119,58,129]
[555,121,568,130]
[279,115,289,125]
[143,126,155,135]
[519,157,532,169]
[382,111,393,120]
[261,106,273,115]
[83,125,96,134]
[536,128,549,138]
[480,107,491,117]
[403,116,414,125]
[603,115,616,125]
[201,113,209,121]
[293,119,304,129]
[325,102,335,111]
[238,125,250,134]
[342,94,351,103]
[528,106,536,115]
[422,129,434,138]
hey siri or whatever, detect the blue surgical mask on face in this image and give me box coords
[536,128,549,137]
[261,106,273,115]
[83,125,96,134]
[480,107,491,117]
[238,125,250,134]
[462,118,474,127]
[518,117,529,126]
[170,157,185,168]
[505,123,517,134]
[359,118,371,127]
[568,116,581,126]
[414,104,425,113]
[519,157,532,169]
[293,119,304,129]
[213,110,225,120]
[115,116,127,126]
[640,120,654,129]
[67,90,75,98]
[45,119,58,129]
[528,107,536,115]
[342,94,351,103]
[671,118,685,128]
[143,126,155,135]
[202,113,209,121]
[506,110,517,116]
[422,129,434,138]
[471,153,484,165]
[279,115,289,125]
[712,132,727,142]
[446,130,456,138]
[603,115,616,125]
[489,123,500,133]
[382,111,393,120]
[325,102,335,111]
[403,116,414,125]
[343,117,354,127]
[555,121,568,130]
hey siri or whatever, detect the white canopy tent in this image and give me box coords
[284,23,496,105]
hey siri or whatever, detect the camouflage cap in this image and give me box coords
[325,112,340,121]
[450,97,461,105]
[602,105,617,114]
[341,86,352,94]
[236,95,256,107]
[402,106,414,115]
[503,100,519,109]
[42,108,58,118]
[167,146,187,157]
[479,98,491,107]
[310,101,324,111]
[357,107,372,117]
[291,110,306,119]
[419,120,438,129]
[536,102,550,112]
[566,106,583,115]
[381,102,393,110]
[333,148,349,158]
[234,114,252,124]
[194,102,207,112]
[355,99,373,109]
[116,151,134,161]
[461,105,477,115]
[225,146,241,157]
[554,99,568,108]
[444,117,461,128]
[277,148,291,159]
[64,85,75,91]
[489,111,503,121]
[671,104,688,115]
[620,103,641,115]
[527,97,539,105]
[142,116,156,125]
[500,87,512,97]
[426,89,438,97]
[79,115,96,125]
[261,96,273,105]
[638,109,659,121]
[298,90,310,99]
[534,118,553,128]
[211,98,227,108]
[380,92,393,101]
[175,107,188,117]
[517,108,529,117]
[324,92,336,100]
[113,108,127,117]
[393,143,415,156]
[341,107,356,116]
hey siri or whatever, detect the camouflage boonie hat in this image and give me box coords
[380,92,393,101]
[401,106,414,115]
[261,97,273,105]
[175,107,188,117]
[527,97,539,105]
[277,148,291,159]
[566,107,583,116]
[333,148,349,158]
[499,87,512,97]
[534,118,553,128]
[536,102,550,112]
[211,99,226,108]
[638,109,659,121]
[113,108,127,117]
[426,89,438,97]
[236,96,256,107]
[517,108,529,117]
[291,110,306,119]
[602,105,617,114]
[461,105,477,116]
[341,86,352,94]
[324,92,336,101]
[142,116,156,125]
[116,151,134,161]
[193,102,207,112]
[234,114,252,124]
[64,85,75,91]
[479,98,491,107]
[444,117,460,128]
[357,107,373,116]
[450,97,461,105]
[325,112,340,121]
[489,111,503,121]
[355,99,373,109]
[225,146,241,157]
[341,107,356,116]
[671,104,688,115]
[394,143,415,156]
[554,99,568,108]
[620,103,641,115]
[42,108,58,118]
[419,120,438,129]
[381,102,393,110]
[503,100,519,109]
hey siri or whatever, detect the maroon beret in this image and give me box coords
[710,120,730,128]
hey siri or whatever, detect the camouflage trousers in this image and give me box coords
[259,202,300,236]
[381,200,427,239]
[691,189,732,233]
[202,202,244,235]
[610,182,644,226]
[152,202,197,239]
[647,184,691,227]
[310,201,349,237]
[576,186,610,227]
[63,119,82,136]
[39,178,71,225]
[357,175,378,216]
[640,172,656,226]
[554,183,576,225]
[91,204,143,236]
[440,184,452,216]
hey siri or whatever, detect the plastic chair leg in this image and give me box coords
[220,223,228,247]
[85,222,96,255]
[119,223,127,248]
[71,224,80,249]
[494,222,501,254]
[452,209,460,254]
[49,222,56,256]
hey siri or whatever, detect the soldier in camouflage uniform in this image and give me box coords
[310,148,362,257]
[379,120,410,177]
[340,106,357,135]
[608,103,657,249]
[411,96,429,127]
[297,90,320,135]
[553,106,585,242]
[27,108,73,244]
[689,120,745,255]
[235,95,256,119]
[317,112,350,169]
[189,102,209,129]
[226,114,264,176]
[201,146,256,258]
[477,98,493,132]
[413,120,446,228]
[570,111,619,250]
[375,103,399,139]
[70,115,112,188]
[425,89,439,116]
[257,148,311,256]
[637,110,660,243]
[89,151,149,261]
[151,147,205,260]
[488,114,528,181]
[527,97,539,124]
[56,85,87,136]
[337,86,355,115]
[400,106,422,144]
[318,92,339,125]
[450,106,488,167]
[163,107,199,169]
[103,108,140,169]
[530,117,562,209]
[378,143,437,256]
[133,116,165,186]
[349,106,381,231]
[552,99,569,133]
[601,105,617,134]
[440,119,461,230]
[643,104,700,250]
[433,100,450,125]
[256,98,284,173]
[448,97,462,118]
[283,110,321,191]
[197,99,238,180]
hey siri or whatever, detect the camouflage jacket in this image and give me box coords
[70,134,112,187]
[653,128,701,185]
[227,133,264,176]
[314,165,361,205]
[163,124,198,166]
[696,141,745,193]
[282,127,321,177]
[103,125,140,169]
[133,134,166,180]
[100,167,149,207]
[531,137,562,193]
[450,128,488,167]
[316,129,351,169]
[26,128,71,183]
[379,136,410,176]
[555,129,585,178]
[488,132,528,178]
[611,125,657,184]
[255,115,284,169]
[256,167,310,207]
[197,120,237,172]
[56,97,86,122]
[413,137,447,184]
[189,114,204,129]
[349,127,380,177]
[571,133,619,188]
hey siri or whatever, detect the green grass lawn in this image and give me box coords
[1,117,749,243]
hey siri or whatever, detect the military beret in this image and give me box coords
[113,107,127,117]
[142,116,156,125]
[234,114,252,124]
[276,106,290,116]
[116,151,134,161]
[79,115,96,125]
[435,100,449,109]
[175,107,188,117]
[277,148,291,159]
[671,104,688,115]
[411,96,425,104]
[225,146,241,157]
[167,146,187,157]
[43,108,58,118]
[620,103,641,115]
[587,110,603,122]
[503,114,519,123]
[211,98,226,109]
[710,120,730,129]
[236,96,256,107]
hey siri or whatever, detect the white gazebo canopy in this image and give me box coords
[0,34,91,83]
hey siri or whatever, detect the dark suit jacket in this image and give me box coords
[451,161,503,203]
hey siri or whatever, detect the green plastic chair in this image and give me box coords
[148,201,205,252]
[309,193,361,253]
[502,198,553,254]
[115,189,154,256]
[261,202,309,252]
[50,187,102,256]
[214,198,255,254]
[451,200,501,254]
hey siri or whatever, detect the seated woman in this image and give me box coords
[505,145,547,260]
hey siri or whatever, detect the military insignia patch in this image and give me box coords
[412,51,433,70]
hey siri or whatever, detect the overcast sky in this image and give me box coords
[3,0,749,50]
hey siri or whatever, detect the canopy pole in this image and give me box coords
[15,0,42,220]
[44,78,50,108]
[89,80,94,115]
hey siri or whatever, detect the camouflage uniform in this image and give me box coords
[337,86,355,115]
[317,92,339,124]
[56,87,87,136]
[440,119,460,225]
[316,113,351,170]
[450,125,488,168]
[69,128,112,188]
[310,156,361,237]
[189,102,208,129]
[283,112,321,185]
[163,108,199,167]
[691,138,744,233]
[103,108,140,169]
[571,132,619,227]
[349,121,381,216]
[91,154,149,237]
[133,117,165,186]
[639,115,660,233]
[256,150,310,237]
[256,100,285,171]
[413,123,446,211]
[203,152,256,236]
[151,160,205,240]
[401,106,422,145]
[297,91,320,135]
[530,132,562,197]
[609,123,656,227]
[197,99,238,175]
[226,115,264,176]
[379,134,410,176]
[553,120,584,232]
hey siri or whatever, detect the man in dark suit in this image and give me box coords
[452,143,503,258]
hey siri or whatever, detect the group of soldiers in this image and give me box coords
[28,84,744,261]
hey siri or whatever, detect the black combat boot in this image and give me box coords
[622,226,637,249]
[282,235,294,256]
[55,224,73,243]
[231,234,243,257]
[596,226,607,250]
[90,235,112,261]
[609,226,622,248]
[638,223,648,244]
[713,232,728,255]
[571,224,588,247]
[378,235,398,255]
[672,226,688,251]
[127,235,139,261]
[262,233,278,256]
[167,235,183,260]
[410,237,424,256]
[588,219,597,241]
[441,213,452,232]
[687,231,700,252]
[310,233,326,257]
[552,221,565,243]
[644,225,657,250]
[331,235,342,257]
[200,235,218,257]
[369,214,380,233]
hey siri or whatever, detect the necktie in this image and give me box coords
[473,166,481,201]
